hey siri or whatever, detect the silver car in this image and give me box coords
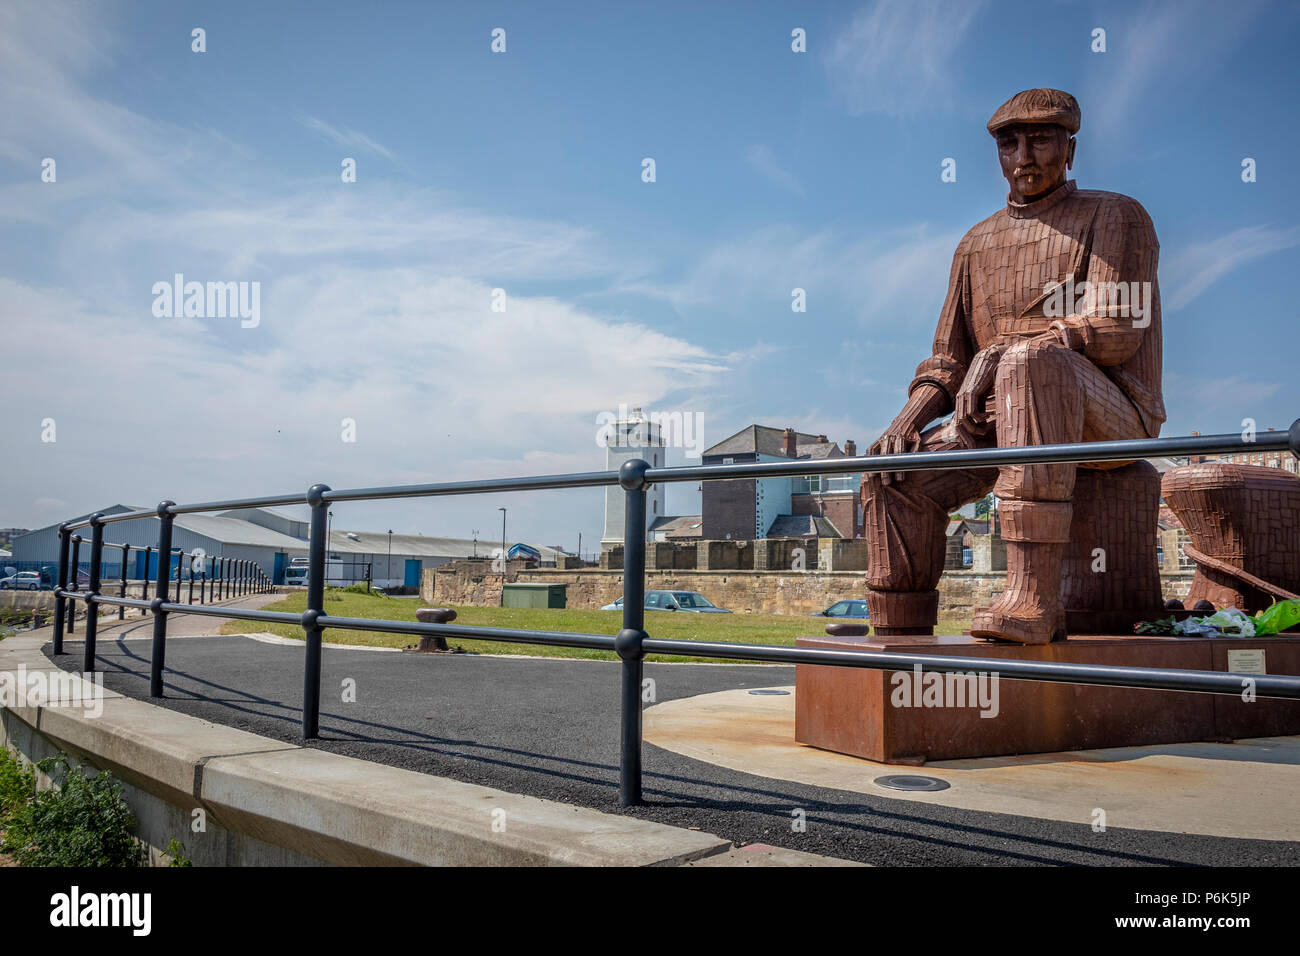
[601,590,732,613]
[0,571,41,591]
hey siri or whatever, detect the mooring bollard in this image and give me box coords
[410,607,458,652]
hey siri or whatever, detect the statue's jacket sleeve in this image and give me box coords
[909,234,975,410]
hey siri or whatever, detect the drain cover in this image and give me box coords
[874,774,950,792]
[748,689,791,696]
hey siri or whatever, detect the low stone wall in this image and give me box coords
[0,630,738,866]
[424,563,1200,618]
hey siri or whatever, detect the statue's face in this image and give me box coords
[995,124,1074,202]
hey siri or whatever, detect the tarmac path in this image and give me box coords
[43,598,1300,866]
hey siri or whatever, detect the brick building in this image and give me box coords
[700,425,862,541]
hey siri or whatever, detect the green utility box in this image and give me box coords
[501,582,568,609]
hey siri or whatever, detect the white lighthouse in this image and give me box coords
[601,406,667,546]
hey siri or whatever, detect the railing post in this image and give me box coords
[82,514,105,672]
[52,525,70,655]
[66,535,80,634]
[616,459,650,807]
[141,546,151,603]
[302,484,330,739]
[119,545,128,620]
[149,503,175,698]
[188,551,196,605]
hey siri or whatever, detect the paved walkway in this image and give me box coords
[645,686,1300,842]
[42,609,1300,866]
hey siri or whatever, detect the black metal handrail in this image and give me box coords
[48,421,1300,806]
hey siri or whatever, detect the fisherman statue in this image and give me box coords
[862,89,1163,644]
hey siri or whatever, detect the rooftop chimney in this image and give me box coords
[816,434,828,444]
[844,439,857,457]
[782,427,797,458]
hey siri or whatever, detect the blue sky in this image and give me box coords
[2,0,1298,550]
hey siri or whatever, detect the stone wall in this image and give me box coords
[420,558,533,607]
[424,562,1201,619]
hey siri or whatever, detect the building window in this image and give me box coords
[1176,530,1195,570]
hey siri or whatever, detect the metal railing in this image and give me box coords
[52,532,272,674]
[49,421,1300,806]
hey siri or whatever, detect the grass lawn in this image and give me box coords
[220,590,972,663]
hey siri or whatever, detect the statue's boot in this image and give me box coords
[865,589,939,637]
[970,501,1071,645]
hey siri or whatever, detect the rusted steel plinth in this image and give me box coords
[795,631,1300,764]
[404,607,462,653]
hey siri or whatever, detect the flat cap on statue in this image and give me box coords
[987,88,1081,135]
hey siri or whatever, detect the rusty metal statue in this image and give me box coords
[861,89,1164,644]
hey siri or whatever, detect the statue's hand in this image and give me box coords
[953,345,1003,435]
[869,419,922,485]
[868,382,949,485]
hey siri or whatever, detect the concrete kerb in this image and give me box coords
[0,628,856,866]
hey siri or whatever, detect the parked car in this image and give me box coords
[811,599,870,619]
[601,590,732,613]
[0,571,41,591]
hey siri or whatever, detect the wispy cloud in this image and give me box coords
[619,223,962,327]
[1083,0,1267,139]
[1163,225,1300,311]
[826,0,985,117]
[744,145,804,195]
[0,0,726,537]
[298,116,396,160]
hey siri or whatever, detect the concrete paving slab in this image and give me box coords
[200,745,730,866]
[644,685,1300,841]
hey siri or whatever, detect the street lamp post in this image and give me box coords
[498,508,507,579]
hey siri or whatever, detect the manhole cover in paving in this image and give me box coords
[748,689,791,696]
[874,774,950,792]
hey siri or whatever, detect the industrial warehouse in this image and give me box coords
[6,506,564,589]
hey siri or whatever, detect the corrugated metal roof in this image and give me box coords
[171,514,309,550]
[327,530,501,557]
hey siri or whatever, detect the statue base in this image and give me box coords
[794,632,1300,764]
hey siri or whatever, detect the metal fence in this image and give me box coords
[50,421,1300,806]
[53,537,271,628]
